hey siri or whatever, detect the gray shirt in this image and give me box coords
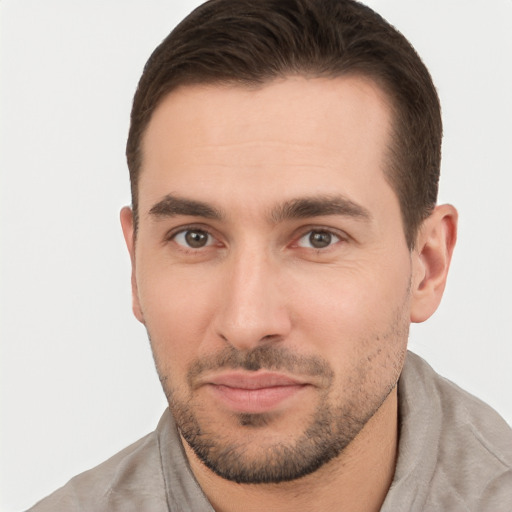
[28,352,512,511]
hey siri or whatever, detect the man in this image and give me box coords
[28,0,512,510]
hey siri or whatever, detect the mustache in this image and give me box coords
[187,345,334,387]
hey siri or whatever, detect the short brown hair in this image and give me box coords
[126,0,442,248]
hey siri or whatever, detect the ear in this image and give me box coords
[410,204,458,323]
[120,206,145,324]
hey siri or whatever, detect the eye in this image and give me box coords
[172,229,214,249]
[296,230,341,249]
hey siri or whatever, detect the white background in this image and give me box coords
[1,1,511,510]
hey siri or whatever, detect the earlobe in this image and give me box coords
[410,204,458,323]
[120,207,145,324]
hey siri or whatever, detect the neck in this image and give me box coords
[183,389,398,512]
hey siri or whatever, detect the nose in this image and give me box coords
[213,248,292,351]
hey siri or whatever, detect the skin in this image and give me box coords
[121,76,457,512]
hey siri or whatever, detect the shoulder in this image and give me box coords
[403,352,512,510]
[405,352,512,467]
[27,421,168,512]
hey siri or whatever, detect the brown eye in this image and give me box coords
[297,230,339,249]
[309,231,332,248]
[174,229,212,248]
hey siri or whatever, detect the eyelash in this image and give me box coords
[295,229,343,250]
[165,224,219,252]
[165,225,347,252]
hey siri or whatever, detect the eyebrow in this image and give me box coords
[270,195,371,223]
[149,194,224,220]
[148,193,371,223]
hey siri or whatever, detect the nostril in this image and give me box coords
[260,334,283,343]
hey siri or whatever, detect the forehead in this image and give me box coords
[143,75,392,156]
[139,76,397,220]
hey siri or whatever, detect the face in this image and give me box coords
[123,76,413,483]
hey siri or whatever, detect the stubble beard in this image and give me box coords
[154,329,408,485]
[172,382,372,484]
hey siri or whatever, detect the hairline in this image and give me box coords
[131,70,419,248]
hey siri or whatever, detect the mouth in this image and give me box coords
[203,372,310,414]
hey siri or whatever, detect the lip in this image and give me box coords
[203,372,310,414]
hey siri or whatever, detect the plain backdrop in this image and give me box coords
[1,1,511,510]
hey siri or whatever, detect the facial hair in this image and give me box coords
[154,327,407,484]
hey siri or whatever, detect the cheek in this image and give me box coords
[290,265,410,404]
[136,263,221,375]
[289,255,411,354]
